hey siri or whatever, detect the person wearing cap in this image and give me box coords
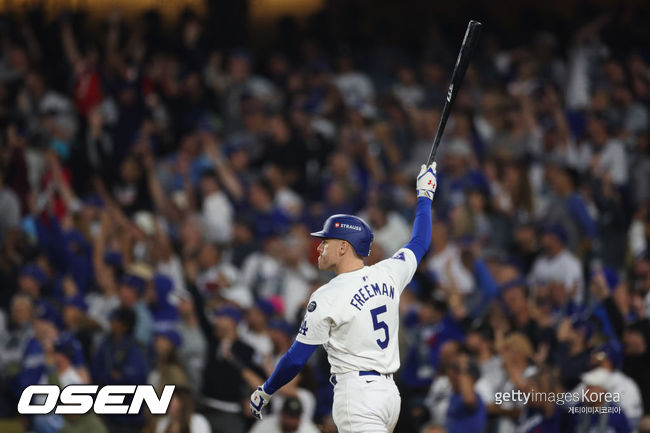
[249,396,319,433]
[569,367,631,433]
[528,223,585,304]
[50,335,86,386]
[554,316,594,390]
[118,272,155,347]
[499,271,553,349]
[146,329,189,433]
[581,343,643,430]
[61,294,92,357]
[466,323,507,432]
[239,298,275,359]
[250,162,438,433]
[240,229,286,302]
[423,340,461,426]
[149,274,180,327]
[445,350,486,433]
[543,162,598,252]
[186,277,262,433]
[91,307,148,433]
[3,294,47,401]
[18,263,49,299]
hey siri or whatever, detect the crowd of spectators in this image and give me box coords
[0,7,648,433]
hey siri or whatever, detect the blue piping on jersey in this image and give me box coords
[404,197,433,263]
[263,340,317,394]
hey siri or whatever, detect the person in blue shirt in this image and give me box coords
[118,273,154,347]
[91,307,148,433]
[445,350,486,433]
[149,274,180,328]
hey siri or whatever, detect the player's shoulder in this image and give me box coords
[371,247,416,270]
[309,280,338,302]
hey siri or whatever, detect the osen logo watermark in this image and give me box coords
[18,385,175,415]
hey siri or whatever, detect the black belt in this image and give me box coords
[330,370,392,385]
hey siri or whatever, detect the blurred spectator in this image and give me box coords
[363,200,411,255]
[147,329,189,432]
[91,307,148,433]
[199,168,234,245]
[239,299,275,360]
[154,385,211,433]
[188,286,262,433]
[248,396,319,433]
[584,344,644,430]
[177,292,207,396]
[445,350,486,433]
[569,368,631,433]
[0,167,20,241]
[528,224,584,305]
[426,221,475,295]
[118,272,155,346]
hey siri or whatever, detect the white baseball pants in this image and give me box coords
[331,371,401,433]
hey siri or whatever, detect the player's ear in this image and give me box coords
[340,240,349,256]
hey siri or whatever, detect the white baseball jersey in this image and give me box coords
[295,247,417,374]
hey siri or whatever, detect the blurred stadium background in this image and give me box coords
[0,0,648,432]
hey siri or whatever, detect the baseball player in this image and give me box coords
[250,162,438,433]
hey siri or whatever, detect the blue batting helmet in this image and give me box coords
[310,214,374,257]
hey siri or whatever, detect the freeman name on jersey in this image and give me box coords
[349,282,395,311]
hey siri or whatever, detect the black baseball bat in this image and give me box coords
[426,20,482,165]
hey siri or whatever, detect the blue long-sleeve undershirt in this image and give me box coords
[404,197,433,263]
[263,340,317,394]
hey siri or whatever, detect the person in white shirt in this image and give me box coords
[363,201,412,257]
[426,221,475,295]
[238,299,275,361]
[248,397,319,433]
[333,54,375,112]
[575,113,628,186]
[581,344,644,431]
[528,224,584,305]
[200,169,234,244]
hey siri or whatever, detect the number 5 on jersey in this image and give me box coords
[370,305,389,349]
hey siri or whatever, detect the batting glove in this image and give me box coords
[250,385,272,420]
[416,162,438,200]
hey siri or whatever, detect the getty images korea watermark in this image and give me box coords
[495,389,622,414]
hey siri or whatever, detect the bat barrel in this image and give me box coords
[425,20,482,166]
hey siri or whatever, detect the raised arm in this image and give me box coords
[404,162,437,263]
